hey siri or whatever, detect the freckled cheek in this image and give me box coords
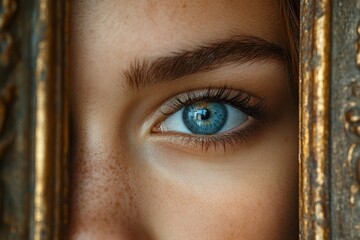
[69,148,143,231]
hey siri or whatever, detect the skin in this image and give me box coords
[69,0,298,239]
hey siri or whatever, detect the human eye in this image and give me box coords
[152,87,267,152]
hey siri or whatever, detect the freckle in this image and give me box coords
[109,163,116,171]
[182,3,187,8]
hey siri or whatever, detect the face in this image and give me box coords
[69,0,298,239]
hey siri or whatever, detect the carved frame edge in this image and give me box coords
[31,0,69,239]
[299,0,332,239]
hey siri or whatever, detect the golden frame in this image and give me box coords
[300,0,331,238]
[1,0,360,239]
[0,0,69,239]
[300,0,360,239]
[32,0,69,239]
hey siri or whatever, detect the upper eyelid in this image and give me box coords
[158,87,266,118]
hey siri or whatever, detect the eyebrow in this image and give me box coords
[123,35,284,91]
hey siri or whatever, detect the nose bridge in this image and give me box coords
[68,144,143,239]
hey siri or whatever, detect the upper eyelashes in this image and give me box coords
[157,87,266,119]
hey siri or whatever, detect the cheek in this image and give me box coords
[69,147,141,235]
[138,169,298,240]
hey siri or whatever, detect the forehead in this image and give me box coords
[73,0,282,57]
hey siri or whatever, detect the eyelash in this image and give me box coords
[154,87,268,152]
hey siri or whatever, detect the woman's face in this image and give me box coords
[69,0,298,239]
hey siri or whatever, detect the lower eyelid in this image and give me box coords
[150,117,262,154]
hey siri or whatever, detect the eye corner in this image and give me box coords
[151,123,166,134]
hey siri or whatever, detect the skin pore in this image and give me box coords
[69,0,298,239]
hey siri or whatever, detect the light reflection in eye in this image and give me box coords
[159,101,249,135]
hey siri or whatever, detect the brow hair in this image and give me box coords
[123,35,284,91]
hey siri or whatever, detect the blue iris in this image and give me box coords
[183,102,228,135]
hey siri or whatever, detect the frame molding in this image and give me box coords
[300,0,332,239]
[32,0,69,239]
[0,0,69,239]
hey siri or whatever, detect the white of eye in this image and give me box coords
[159,104,249,134]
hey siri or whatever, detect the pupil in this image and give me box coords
[198,109,210,120]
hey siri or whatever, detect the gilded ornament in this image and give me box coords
[0,0,17,29]
[346,106,360,137]
[357,21,360,68]
[0,0,17,67]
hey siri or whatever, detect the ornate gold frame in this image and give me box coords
[300,0,360,239]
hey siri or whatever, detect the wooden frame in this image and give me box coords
[1,0,360,239]
[300,0,331,238]
[31,1,69,239]
[0,0,69,239]
[300,0,360,239]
